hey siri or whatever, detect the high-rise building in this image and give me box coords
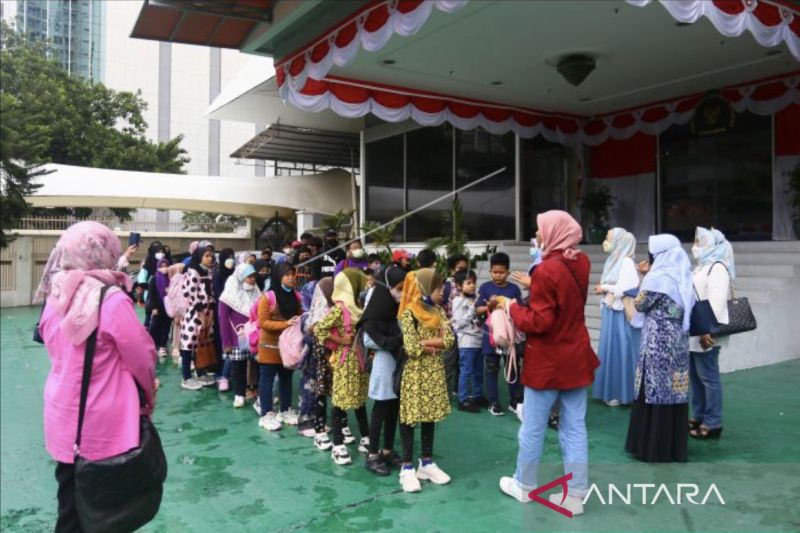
[14,0,104,82]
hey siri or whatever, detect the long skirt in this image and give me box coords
[593,306,640,404]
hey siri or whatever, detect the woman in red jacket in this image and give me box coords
[495,210,599,516]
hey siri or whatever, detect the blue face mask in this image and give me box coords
[529,238,542,264]
[281,283,292,293]
[422,295,434,307]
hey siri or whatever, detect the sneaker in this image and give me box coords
[605,399,621,407]
[365,454,391,476]
[516,402,524,423]
[217,378,230,392]
[232,395,245,408]
[181,378,203,391]
[458,400,480,413]
[416,461,451,485]
[473,396,490,408]
[357,437,370,454]
[157,347,167,360]
[381,450,403,469]
[258,412,282,431]
[298,426,317,438]
[253,398,263,416]
[488,403,505,416]
[400,467,422,493]
[331,445,352,465]
[499,476,531,503]
[342,427,356,445]
[245,388,258,400]
[278,408,300,426]
[198,374,216,387]
[314,433,333,451]
[549,493,585,516]
[508,403,518,415]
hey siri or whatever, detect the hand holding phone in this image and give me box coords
[128,232,141,247]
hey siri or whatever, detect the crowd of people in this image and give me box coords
[34,209,739,527]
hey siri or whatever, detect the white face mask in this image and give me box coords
[224,258,235,269]
[154,252,165,261]
[691,245,702,259]
[242,283,256,291]
[602,240,613,253]
[283,248,292,255]
[351,248,365,259]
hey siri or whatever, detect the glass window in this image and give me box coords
[659,111,772,241]
[519,137,571,237]
[365,135,404,241]
[406,125,454,242]
[456,129,515,240]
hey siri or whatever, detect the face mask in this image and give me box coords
[283,248,292,255]
[224,258,235,269]
[529,238,541,262]
[390,288,402,303]
[242,283,255,291]
[154,252,164,261]
[691,245,702,259]
[602,240,613,253]
[158,268,168,275]
[351,249,365,259]
[281,283,292,293]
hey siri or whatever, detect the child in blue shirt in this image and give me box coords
[476,252,522,416]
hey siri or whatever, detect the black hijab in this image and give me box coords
[358,266,405,357]
[189,244,214,276]
[212,248,235,299]
[143,240,163,277]
[270,262,300,319]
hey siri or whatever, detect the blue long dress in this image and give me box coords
[592,304,641,404]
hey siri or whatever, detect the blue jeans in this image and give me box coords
[258,363,293,416]
[221,359,232,380]
[458,347,483,403]
[513,386,589,498]
[689,347,722,429]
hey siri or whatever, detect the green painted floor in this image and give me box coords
[1,306,799,533]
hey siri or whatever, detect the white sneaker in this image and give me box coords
[605,399,621,407]
[198,374,216,387]
[253,398,262,416]
[298,427,317,438]
[400,467,422,493]
[258,412,282,431]
[233,395,245,408]
[279,408,299,426]
[331,444,352,465]
[342,427,356,445]
[217,377,230,392]
[549,493,585,516]
[416,461,451,485]
[516,402,524,423]
[181,378,203,391]
[499,476,532,503]
[357,437,370,454]
[314,433,333,451]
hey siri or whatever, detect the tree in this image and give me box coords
[319,209,356,239]
[362,219,402,256]
[182,211,248,233]
[0,21,189,245]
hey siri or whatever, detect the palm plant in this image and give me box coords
[319,209,356,239]
[425,198,469,257]
[362,219,402,255]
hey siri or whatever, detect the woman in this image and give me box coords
[213,249,236,391]
[314,269,371,466]
[219,263,260,408]
[34,222,157,532]
[360,266,407,476]
[689,227,733,440]
[167,262,186,363]
[138,241,164,328]
[179,242,217,391]
[593,228,641,406]
[333,239,370,276]
[396,268,454,493]
[307,277,338,451]
[497,211,598,516]
[253,259,272,292]
[146,258,172,360]
[256,262,301,431]
[625,234,695,463]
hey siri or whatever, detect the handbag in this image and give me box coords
[689,285,720,337]
[709,263,757,337]
[74,285,166,533]
[194,312,217,369]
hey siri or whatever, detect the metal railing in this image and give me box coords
[15,217,247,234]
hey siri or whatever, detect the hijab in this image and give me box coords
[537,210,582,260]
[155,258,170,301]
[220,264,259,316]
[33,221,133,345]
[358,267,404,356]
[189,243,215,275]
[640,234,695,331]
[693,227,735,280]
[601,228,637,284]
[142,240,163,278]
[396,268,442,328]
[213,248,236,298]
[308,277,334,326]
[270,262,300,319]
[332,269,368,322]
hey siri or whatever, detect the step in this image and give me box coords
[499,241,800,254]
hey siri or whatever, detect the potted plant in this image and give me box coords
[790,162,800,239]
[580,180,614,244]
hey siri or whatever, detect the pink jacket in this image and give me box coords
[40,291,156,463]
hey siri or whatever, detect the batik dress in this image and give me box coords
[314,304,368,410]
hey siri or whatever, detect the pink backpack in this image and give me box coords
[246,290,303,365]
[486,306,523,384]
[245,298,261,354]
[279,316,306,369]
[164,272,189,318]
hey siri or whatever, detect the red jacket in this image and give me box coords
[509,250,599,391]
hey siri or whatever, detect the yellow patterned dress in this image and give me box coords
[314,304,368,410]
[399,308,454,425]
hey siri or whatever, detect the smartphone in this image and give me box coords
[128,232,141,246]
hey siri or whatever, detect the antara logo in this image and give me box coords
[529,474,726,518]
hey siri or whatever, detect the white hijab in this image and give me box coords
[640,234,696,332]
[601,228,636,284]
[219,264,259,316]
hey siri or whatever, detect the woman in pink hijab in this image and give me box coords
[35,221,157,532]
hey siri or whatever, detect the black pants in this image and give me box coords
[368,399,399,454]
[230,360,247,397]
[148,312,171,349]
[314,394,332,433]
[400,422,435,463]
[331,405,369,446]
[55,462,84,533]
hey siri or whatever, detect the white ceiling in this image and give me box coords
[330,0,799,116]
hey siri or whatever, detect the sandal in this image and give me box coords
[690,426,723,440]
[688,419,701,432]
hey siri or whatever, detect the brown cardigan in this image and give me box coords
[257,293,292,364]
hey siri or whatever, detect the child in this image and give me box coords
[450,269,483,413]
[314,269,371,465]
[476,252,522,416]
[306,278,338,450]
[396,268,454,493]
[441,254,468,395]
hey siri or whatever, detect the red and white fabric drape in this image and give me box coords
[627,0,800,60]
[275,0,468,100]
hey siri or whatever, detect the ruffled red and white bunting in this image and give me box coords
[274,0,468,100]
[627,0,800,61]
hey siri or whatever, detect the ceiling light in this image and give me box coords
[381,59,395,65]
[556,54,596,87]
[490,81,503,86]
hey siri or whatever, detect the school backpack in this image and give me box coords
[164,272,189,318]
[486,305,523,384]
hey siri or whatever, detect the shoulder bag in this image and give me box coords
[709,262,757,337]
